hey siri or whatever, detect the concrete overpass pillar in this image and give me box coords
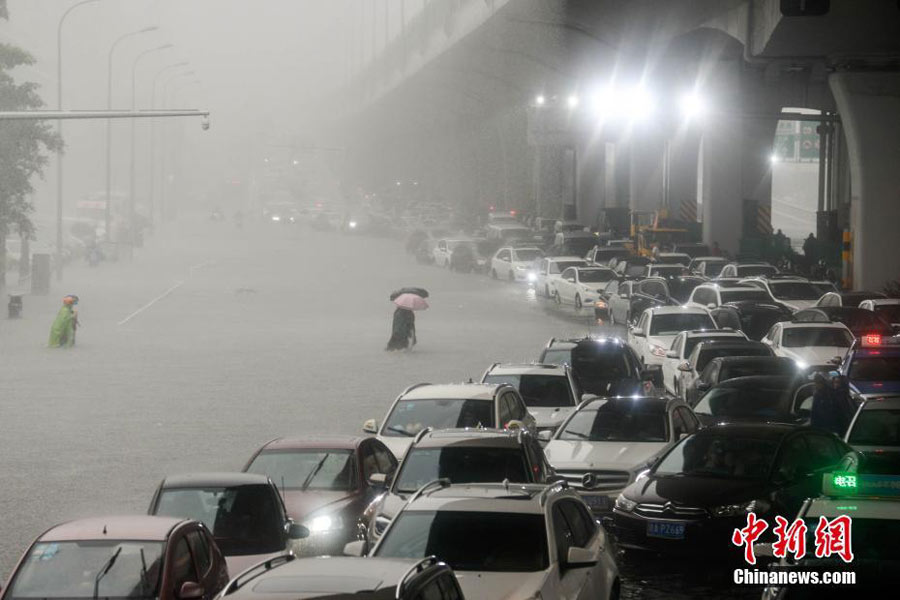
[829,72,900,290]
[576,141,606,228]
[628,133,665,212]
[667,132,701,223]
[533,145,576,220]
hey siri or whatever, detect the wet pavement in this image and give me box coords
[1,217,759,598]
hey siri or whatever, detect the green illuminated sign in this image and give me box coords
[832,473,857,490]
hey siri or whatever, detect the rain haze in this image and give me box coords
[2,1,899,599]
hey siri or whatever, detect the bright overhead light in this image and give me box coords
[535,94,546,106]
[770,153,780,164]
[626,87,654,120]
[680,92,705,119]
[567,94,579,109]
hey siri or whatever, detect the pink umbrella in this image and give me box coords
[393,293,429,311]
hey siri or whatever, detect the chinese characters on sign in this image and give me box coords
[732,513,854,564]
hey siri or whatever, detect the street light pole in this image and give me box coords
[56,0,99,281]
[129,44,172,255]
[159,75,198,223]
[105,26,158,243]
[149,62,189,226]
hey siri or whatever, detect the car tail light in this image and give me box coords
[864,334,882,346]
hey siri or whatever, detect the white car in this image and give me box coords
[490,246,543,282]
[432,238,472,268]
[534,256,587,297]
[685,283,772,310]
[544,397,700,513]
[718,262,779,278]
[481,363,581,434]
[654,252,691,266]
[357,481,620,600]
[552,266,617,309]
[362,383,536,459]
[859,298,900,328]
[739,277,823,311]
[628,306,718,366]
[661,329,748,395]
[688,256,727,277]
[761,321,854,369]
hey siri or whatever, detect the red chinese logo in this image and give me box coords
[731,513,768,564]
[732,513,854,564]
[772,515,807,559]
[814,515,854,563]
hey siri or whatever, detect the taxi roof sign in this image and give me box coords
[823,472,900,498]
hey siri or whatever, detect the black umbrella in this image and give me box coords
[390,287,429,300]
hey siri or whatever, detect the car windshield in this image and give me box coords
[737,265,778,277]
[541,348,572,365]
[782,328,853,348]
[554,260,585,272]
[703,263,725,277]
[578,269,615,283]
[656,256,689,265]
[383,399,495,436]
[374,510,548,572]
[719,362,798,380]
[848,409,900,446]
[394,447,530,493]
[667,279,702,303]
[637,280,669,298]
[683,335,736,358]
[721,290,771,303]
[559,402,668,442]
[695,346,770,371]
[655,434,779,479]
[768,281,822,300]
[848,357,900,382]
[245,449,355,491]
[694,387,792,420]
[483,374,574,407]
[873,305,900,323]
[650,265,686,277]
[6,541,164,599]
[838,311,893,334]
[649,313,716,335]
[153,485,284,555]
[514,249,542,262]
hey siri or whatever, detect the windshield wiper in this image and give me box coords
[93,546,123,599]
[562,430,591,440]
[138,548,150,597]
[301,453,330,491]
[386,425,416,437]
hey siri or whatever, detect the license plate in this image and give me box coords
[646,521,685,540]
[583,495,610,511]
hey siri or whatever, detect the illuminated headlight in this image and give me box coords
[305,514,344,534]
[795,360,807,370]
[614,495,636,512]
[712,499,768,517]
[526,272,537,282]
[650,344,667,357]
[271,215,281,222]
[348,221,357,229]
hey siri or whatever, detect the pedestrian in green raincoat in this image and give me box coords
[48,295,78,348]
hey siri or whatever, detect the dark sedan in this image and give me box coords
[242,435,397,556]
[710,301,793,340]
[793,306,894,338]
[570,336,661,396]
[692,375,809,426]
[692,356,800,399]
[611,424,858,555]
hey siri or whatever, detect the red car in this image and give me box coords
[0,516,229,600]
[242,435,398,556]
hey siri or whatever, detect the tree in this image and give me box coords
[0,39,63,291]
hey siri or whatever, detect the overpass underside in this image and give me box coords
[342,0,900,290]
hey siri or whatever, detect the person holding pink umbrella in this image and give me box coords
[386,290,428,351]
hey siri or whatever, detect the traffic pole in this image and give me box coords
[841,229,851,290]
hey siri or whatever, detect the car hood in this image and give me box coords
[545,440,667,471]
[624,474,766,507]
[378,436,414,461]
[282,490,356,521]
[225,552,284,578]
[529,406,576,428]
[780,346,847,366]
[648,335,676,350]
[852,380,900,395]
[455,570,549,600]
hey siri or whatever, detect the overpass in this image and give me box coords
[336,0,900,290]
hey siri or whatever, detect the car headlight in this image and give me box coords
[527,272,537,282]
[795,360,807,370]
[305,514,345,534]
[515,265,527,271]
[650,343,667,357]
[271,215,281,222]
[615,495,637,512]
[348,221,357,228]
[712,499,768,517]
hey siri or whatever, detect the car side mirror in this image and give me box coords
[829,356,842,365]
[363,419,379,434]
[665,350,678,359]
[697,381,710,391]
[368,473,387,489]
[287,522,310,539]
[707,303,717,310]
[565,546,598,569]
[537,430,553,442]
[632,330,645,338]
[344,540,367,557]
[178,582,204,600]
[641,366,664,388]
[677,361,692,372]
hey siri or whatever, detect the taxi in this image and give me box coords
[844,395,900,474]
[759,473,900,597]
[837,334,900,399]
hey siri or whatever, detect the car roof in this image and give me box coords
[806,498,900,520]
[41,516,186,542]
[414,428,527,449]
[865,298,900,306]
[683,329,744,338]
[487,363,567,376]
[714,375,799,388]
[581,396,672,412]
[261,436,365,451]
[547,256,585,262]
[708,356,795,366]
[808,306,869,315]
[402,383,501,401]
[696,422,800,438]
[401,483,557,514]
[648,306,710,315]
[782,321,851,330]
[161,472,272,488]
[861,396,900,410]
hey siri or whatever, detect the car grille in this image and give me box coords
[634,502,708,520]
[556,469,630,491]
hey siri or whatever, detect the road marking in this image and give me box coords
[117,281,185,326]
